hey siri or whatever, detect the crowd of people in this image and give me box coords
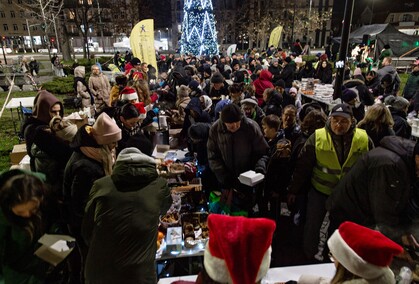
[0,44,418,284]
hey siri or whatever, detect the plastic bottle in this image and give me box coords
[396,266,413,284]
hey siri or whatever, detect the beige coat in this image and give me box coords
[88,72,111,111]
[74,66,92,108]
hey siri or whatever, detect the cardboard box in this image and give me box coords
[10,144,27,165]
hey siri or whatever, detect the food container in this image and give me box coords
[238,170,264,186]
[159,212,181,229]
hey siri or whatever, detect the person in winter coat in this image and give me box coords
[287,104,373,261]
[297,61,316,80]
[82,146,171,284]
[258,114,291,218]
[365,70,381,96]
[74,66,93,109]
[188,123,218,195]
[402,59,419,110]
[169,85,191,127]
[342,78,375,122]
[376,57,400,95]
[114,102,149,155]
[63,112,121,283]
[109,75,127,107]
[262,88,282,117]
[268,58,282,83]
[384,95,411,139]
[327,136,419,243]
[315,60,333,84]
[207,104,269,213]
[357,103,395,147]
[241,95,266,130]
[0,170,64,284]
[279,57,295,88]
[253,69,274,106]
[88,65,111,112]
[298,222,403,284]
[22,91,73,197]
[28,57,39,76]
[280,105,301,147]
[180,97,212,141]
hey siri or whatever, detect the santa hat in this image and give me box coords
[133,102,147,119]
[204,214,276,284]
[120,86,139,102]
[328,222,403,281]
[92,112,122,145]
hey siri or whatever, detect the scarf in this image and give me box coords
[80,145,115,175]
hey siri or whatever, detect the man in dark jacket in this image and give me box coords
[82,146,171,284]
[287,104,373,261]
[327,136,419,243]
[207,104,269,213]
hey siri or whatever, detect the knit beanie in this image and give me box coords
[92,112,122,145]
[384,95,409,112]
[120,86,139,101]
[211,72,224,84]
[341,88,357,103]
[220,103,242,123]
[328,222,403,282]
[289,87,298,94]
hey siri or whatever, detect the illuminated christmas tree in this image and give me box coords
[180,0,218,56]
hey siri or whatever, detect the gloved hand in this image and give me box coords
[255,165,266,175]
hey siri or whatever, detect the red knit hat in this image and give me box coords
[133,102,146,119]
[328,222,403,281]
[320,54,328,61]
[120,86,138,102]
[204,214,276,284]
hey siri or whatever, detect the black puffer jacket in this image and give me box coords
[63,126,104,231]
[390,108,411,139]
[207,117,269,188]
[327,136,416,238]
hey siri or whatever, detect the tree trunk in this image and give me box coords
[60,20,72,61]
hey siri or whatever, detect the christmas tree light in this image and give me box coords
[180,0,218,56]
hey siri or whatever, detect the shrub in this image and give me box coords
[42,76,75,95]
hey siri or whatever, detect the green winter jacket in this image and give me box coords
[402,71,419,101]
[82,147,172,284]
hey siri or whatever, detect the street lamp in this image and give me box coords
[158,30,161,41]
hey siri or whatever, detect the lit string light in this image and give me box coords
[180,0,218,56]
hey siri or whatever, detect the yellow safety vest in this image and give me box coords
[311,128,369,195]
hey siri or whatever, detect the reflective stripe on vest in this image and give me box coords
[311,128,369,195]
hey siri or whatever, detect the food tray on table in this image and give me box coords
[170,178,202,193]
[181,212,209,249]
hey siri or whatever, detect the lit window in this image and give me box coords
[69,11,75,19]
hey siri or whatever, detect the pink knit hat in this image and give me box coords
[92,113,122,145]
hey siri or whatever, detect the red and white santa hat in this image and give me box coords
[120,86,138,102]
[204,214,276,284]
[328,222,403,282]
[133,102,147,119]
